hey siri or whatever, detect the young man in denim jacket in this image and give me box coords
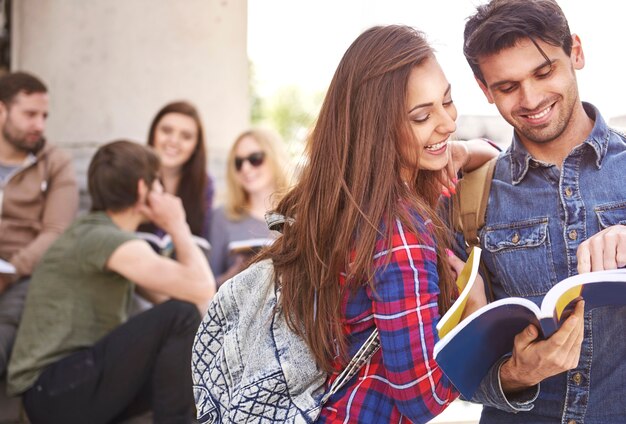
[461,0,626,422]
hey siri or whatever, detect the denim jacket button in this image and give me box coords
[565,187,573,197]
[568,420,577,424]
[511,232,520,244]
[568,230,578,241]
[572,372,582,385]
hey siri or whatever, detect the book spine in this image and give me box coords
[540,317,557,339]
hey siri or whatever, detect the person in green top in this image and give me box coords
[7,140,216,424]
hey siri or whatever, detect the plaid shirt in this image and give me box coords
[318,214,458,423]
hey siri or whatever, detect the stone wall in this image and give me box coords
[11,0,249,199]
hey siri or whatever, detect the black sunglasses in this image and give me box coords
[234,151,265,171]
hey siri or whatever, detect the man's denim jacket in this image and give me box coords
[462,103,626,423]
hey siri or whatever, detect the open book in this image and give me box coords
[434,246,626,398]
[0,258,16,274]
[227,238,273,255]
[135,231,210,258]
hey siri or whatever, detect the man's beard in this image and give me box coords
[2,124,45,153]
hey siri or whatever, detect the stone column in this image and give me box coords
[11,0,248,205]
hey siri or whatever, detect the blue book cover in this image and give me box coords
[434,267,626,399]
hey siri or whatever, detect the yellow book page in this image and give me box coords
[555,285,583,321]
[437,248,480,339]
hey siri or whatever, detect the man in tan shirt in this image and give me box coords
[0,71,78,376]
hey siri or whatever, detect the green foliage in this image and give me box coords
[249,60,265,124]
[248,61,324,164]
[250,84,322,146]
[264,85,319,144]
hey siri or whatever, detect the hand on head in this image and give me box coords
[437,140,470,197]
[138,191,188,235]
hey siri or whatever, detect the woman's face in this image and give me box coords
[152,112,198,172]
[233,135,274,195]
[404,56,457,172]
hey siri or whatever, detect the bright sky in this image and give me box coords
[248,0,626,120]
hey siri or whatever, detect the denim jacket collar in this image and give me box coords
[508,102,610,185]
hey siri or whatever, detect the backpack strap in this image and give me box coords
[453,157,497,252]
[320,328,380,405]
[452,156,497,301]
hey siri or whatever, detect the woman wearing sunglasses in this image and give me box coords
[143,101,214,244]
[209,128,291,286]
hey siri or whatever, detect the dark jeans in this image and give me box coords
[22,299,201,424]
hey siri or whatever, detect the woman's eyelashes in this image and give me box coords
[410,98,454,124]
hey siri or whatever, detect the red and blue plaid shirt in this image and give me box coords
[318,214,458,423]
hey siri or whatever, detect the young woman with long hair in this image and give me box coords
[143,101,213,241]
[258,25,491,423]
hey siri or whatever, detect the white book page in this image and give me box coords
[227,238,273,252]
[436,247,482,335]
[0,258,16,274]
[540,269,626,317]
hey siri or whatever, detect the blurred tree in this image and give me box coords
[265,85,315,144]
[249,61,323,157]
[249,60,264,125]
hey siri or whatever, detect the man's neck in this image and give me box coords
[106,208,142,232]
[0,138,29,165]
[520,102,594,167]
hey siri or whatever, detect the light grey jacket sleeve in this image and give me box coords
[208,207,229,277]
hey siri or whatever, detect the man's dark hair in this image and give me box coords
[88,140,160,212]
[0,71,47,105]
[464,0,572,84]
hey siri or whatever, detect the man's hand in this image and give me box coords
[499,300,585,393]
[577,225,626,274]
[138,191,188,236]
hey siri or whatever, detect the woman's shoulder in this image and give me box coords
[375,208,435,255]
[389,205,434,235]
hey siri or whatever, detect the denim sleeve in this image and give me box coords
[469,355,539,413]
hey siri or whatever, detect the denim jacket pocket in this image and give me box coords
[595,201,626,229]
[483,218,557,297]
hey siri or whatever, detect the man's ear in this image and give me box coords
[475,75,495,104]
[570,34,585,71]
[0,101,8,121]
[136,179,148,207]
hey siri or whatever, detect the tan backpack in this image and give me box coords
[451,156,498,299]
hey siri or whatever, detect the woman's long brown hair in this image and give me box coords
[146,101,208,236]
[260,25,454,372]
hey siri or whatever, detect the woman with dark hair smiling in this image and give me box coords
[143,101,214,242]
